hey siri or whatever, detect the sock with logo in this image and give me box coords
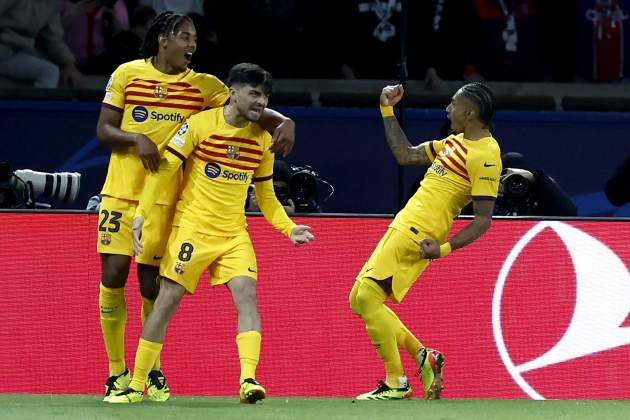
[129,338,163,391]
[236,330,261,382]
[99,283,127,377]
[141,297,161,371]
[383,305,423,358]
[355,279,405,388]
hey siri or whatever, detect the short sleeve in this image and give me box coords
[467,148,502,198]
[253,133,274,181]
[102,65,126,111]
[424,139,447,162]
[202,74,230,108]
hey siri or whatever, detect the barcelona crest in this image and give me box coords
[100,233,112,245]
[154,85,168,99]
[226,145,240,160]
[175,262,185,275]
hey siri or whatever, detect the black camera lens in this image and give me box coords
[504,174,530,199]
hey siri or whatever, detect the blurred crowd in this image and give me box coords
[1,0,629,88]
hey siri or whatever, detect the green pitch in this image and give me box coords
[1,394,630,420]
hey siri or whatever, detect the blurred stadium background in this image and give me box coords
[0,1,629,418]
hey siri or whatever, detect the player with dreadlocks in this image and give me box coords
[95,11,296,402]
[349,82,501,400]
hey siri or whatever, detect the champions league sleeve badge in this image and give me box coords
[178,122,189,136]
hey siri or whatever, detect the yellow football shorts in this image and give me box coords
[96,195,174,266]
[355,227,431,303]
[160,225,257,294]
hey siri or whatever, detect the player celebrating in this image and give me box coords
[96,12,296,402]
[350,82,501,400]
[105,63,314,404]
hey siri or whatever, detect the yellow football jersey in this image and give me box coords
[157,107,291,236]
[390,133,502,242]
[100,59,229,204]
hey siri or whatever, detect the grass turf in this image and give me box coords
[1,395,630,420]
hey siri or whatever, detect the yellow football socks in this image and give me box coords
[355,279,405,388]
[141,297,161,371]
[129,338,163,391]
[99,284,127,377]
[236,330,261,382]
[384,305,423,357]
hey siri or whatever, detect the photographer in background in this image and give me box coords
[494,152,577,216]
[247,160,296,215]
[247,160,331,214]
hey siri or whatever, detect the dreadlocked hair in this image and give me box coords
[139,11,190,59]
[460,82,495,128]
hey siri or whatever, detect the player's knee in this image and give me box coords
[101,255,131,288]
[354,282,381,316]
[139,281,158,300]
[157,278,184,308]
[354,289,369,316]
[137,264,160,300]
[349,281,362,316]
[229,277,258,309]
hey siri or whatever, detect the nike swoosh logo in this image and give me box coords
[366,268,374,272]
[483,163,496,167]
[153,256,163,260]
[248,267,257,273]
[101,309,114,314]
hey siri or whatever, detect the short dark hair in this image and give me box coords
[139,11,191,59]
[460,82,494,128]
[227,63,272,96]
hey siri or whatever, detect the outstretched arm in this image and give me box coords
[420,198,494,259]
[380,85,432,166]
[255,179,314,246]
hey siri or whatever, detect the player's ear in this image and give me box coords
[466,107,476,121]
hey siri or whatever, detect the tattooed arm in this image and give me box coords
[380,85,432,166]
